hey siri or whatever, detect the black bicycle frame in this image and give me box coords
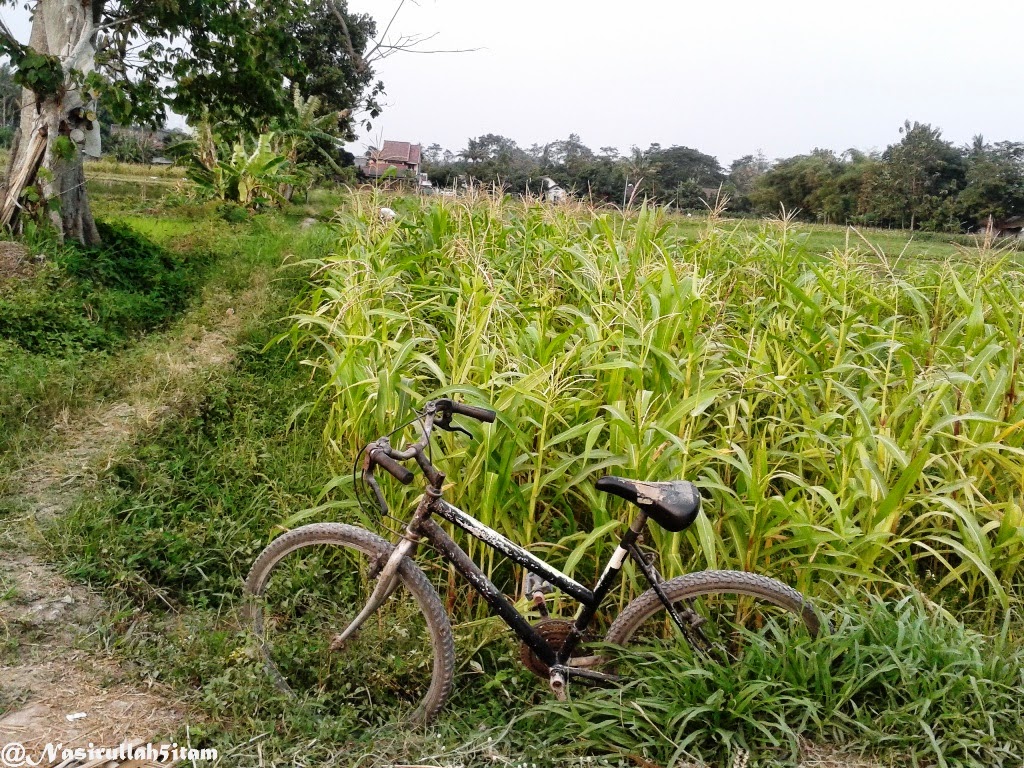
[419,497,650,674]
[364,400,687,678]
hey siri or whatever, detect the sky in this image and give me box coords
[346,0,1022,165]
[2,0,1019,166]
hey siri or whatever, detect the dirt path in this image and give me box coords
[0,303,245,766]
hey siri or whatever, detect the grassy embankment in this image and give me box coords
[3,186,1023,766]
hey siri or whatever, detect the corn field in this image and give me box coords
[283,192,1024,626]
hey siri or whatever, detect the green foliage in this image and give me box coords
[0,63,19,135]
[270,86,352,194]
[31,202,1024,766]
[426,123,1024,233]
[9,49,63,98]
[284,194,1024,625]
[287,0,384,139]
[0,0,384,138]
[0,222,207,354]
[426,134,722,207]
[53,135,77,161]
[104,131,158,164]
[750,123,1024,233]
[46,219,339,607]
[174,121,294,208]
[958,138,1024,224]
[524,598,1024,766]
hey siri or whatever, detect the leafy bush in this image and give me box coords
[105,131,159,164]
[172,121,294,208]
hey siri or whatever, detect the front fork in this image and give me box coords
[330,533,418,650]
[333,443,448,649]
[330,497,441,651]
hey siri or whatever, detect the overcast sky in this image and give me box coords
[347,0,1022,165]
[2,1,1019,166]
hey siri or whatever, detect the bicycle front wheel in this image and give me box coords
[604,570,824,664]
[244,523,455,725]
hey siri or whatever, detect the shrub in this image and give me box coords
[283,194,1024,625]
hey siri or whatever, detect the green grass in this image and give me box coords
[524,597,1024,767]
[0,221,209,354]
[0,221,210,469]
[51,324,333,609]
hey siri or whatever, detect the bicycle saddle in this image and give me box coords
[595,477,702,533]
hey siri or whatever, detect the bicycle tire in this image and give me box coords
[604,570,824,661]
[244,523,456,724]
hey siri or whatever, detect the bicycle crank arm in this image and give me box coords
[330,537,415,650]
[557,664,621,685]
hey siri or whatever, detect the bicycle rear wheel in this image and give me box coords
[604,570,823,665]
[244,523,455,725]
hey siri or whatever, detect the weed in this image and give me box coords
[523,598,1024,767]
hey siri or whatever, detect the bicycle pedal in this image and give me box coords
[531,591,550,618]
[548,668,567,701]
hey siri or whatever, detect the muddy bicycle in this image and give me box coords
[244,398,825,724]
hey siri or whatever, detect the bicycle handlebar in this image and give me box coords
[362,399,497,510]
[437,398,497,424]
[370,447,415,484]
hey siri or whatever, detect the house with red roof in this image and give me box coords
[361,140,422,179]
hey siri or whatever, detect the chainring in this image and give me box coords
[519,619,589,678]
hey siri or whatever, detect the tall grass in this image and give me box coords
[521,598,1024,766]
[284,192,1024,622]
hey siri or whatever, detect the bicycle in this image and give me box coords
[244,398,826,724]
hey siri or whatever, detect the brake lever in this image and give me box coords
[363,470,389,515]
[435,410,473,439]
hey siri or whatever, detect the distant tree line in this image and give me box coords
[422,133,725,210]
[424,121,1024,233]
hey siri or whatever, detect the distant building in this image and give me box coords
[362,140,422,179]
[540,176,566,203]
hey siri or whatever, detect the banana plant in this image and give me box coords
[171,120,295,208]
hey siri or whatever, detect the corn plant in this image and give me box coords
[282,191,1024,626]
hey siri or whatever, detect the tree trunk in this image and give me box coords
[0,0,101,246]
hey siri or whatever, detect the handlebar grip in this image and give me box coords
[447,400,497,423]
[371,449,415,485]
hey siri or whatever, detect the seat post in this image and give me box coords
[629,511,648,535]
